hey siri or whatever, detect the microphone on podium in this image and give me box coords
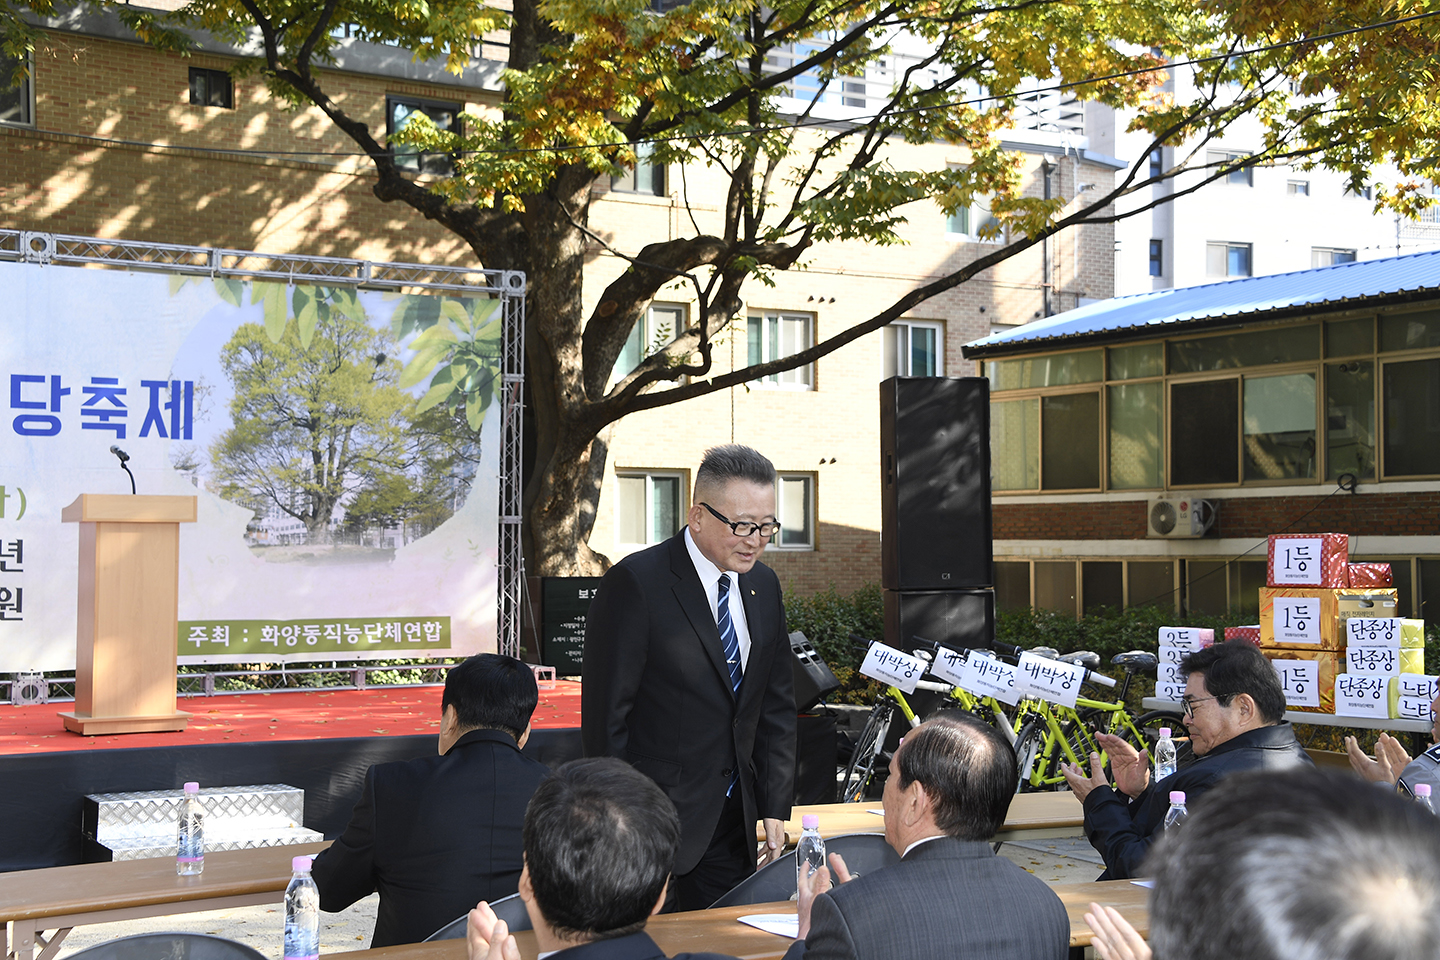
[110,445,136,493]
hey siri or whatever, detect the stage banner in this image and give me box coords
[0,261,502,668]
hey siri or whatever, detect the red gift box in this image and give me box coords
[1224,625,1261,647]
[1266,533,1348,588]
[1347,562,1393,587]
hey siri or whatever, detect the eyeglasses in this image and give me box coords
[700,502,781,539]
[1181,694,1221,717]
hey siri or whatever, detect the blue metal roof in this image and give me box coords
[962,248,1440,357]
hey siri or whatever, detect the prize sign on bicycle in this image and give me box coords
[858,642,927,693]
[931,647,1021,705]
[1013,652,1085,709]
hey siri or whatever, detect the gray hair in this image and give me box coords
[694,444,775,500]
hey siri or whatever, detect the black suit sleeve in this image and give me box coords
[581,562,650,759]
[783,893,859,960]
[750,582,796,821]
[311,767,379,912]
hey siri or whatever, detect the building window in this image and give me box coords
[1,54,34,125]
[188,68,233,109]
[1148,239,1163,277]
[771,474,814,549]
[612,141,665,196]
[747,312,813,388]
[1206,241,1252,277]
[1207,150,1253,186]
[1345,184,1374,201]
[1148,149,1162,179]
[616,472,684,546]
[944,166,999,240]
[614,302,685,380]
[883,321,943,377]
[387,96,461,176]
[1383,358,1440,477]
[1313,247,1356,268]
[1287,179,1310,196]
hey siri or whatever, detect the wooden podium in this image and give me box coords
[57,494,197,735]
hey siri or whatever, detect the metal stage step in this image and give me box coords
[82,784,324,861]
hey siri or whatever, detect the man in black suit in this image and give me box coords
[787,713,1070,960]
[583,444,796,910]
[312,654,549,947]
[465,758,741,960]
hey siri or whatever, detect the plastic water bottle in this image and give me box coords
[796,815,826,892]
[176,782,204,876]
[1162,791,1188,830]
[1416,783,1436,814]
[283,856,320,960]
[1154,728,1178,782]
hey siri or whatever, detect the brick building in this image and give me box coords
[962,252,1440,625]
[1,7,1122,597]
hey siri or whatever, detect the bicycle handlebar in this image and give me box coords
[1086,670,1117,688]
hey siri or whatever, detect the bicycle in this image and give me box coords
[838,638,1018,803]
[1004,646,1189,792]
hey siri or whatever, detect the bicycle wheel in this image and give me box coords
[840,703,893,802]
[1013,719,1045,793]
[1123,710,1194,768]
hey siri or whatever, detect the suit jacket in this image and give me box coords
[582,532,796,874]
[310,729,549,948]
[781,837,1070,960]
[548,931,738,960]
[1084,721,1312,879]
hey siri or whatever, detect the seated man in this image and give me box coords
[467,758,739,960]
[1062,640,1311,879]
[785,713,1070,960]
[312,654,549,947]
[1345,693,1440,798]
[1086,767,1440,960]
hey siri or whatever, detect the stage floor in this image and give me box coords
[0,681,583,755]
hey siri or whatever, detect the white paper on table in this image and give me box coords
[1157,627,1205,652]
[1334,674,1388,718]
[1399,696,1436,722]
[1157,644,1186,666]
[1347,617,1404,646]
[1272,597,1322,645]
[858,642,925,694]
[1271,659,1320,708]
[1157,660,1184,685]
[739,914,800,938]
[1155,681,1187,702]
[1272,537,1325,586]
[1130,880,1156,888]
[1398,674,1440,701]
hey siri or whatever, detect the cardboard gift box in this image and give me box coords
[1263,649,1339,712]
[1343,644,1424,677]
[1388,675,1439,718]
[1224,625,1261,646]
[1347,562,1393,587]
[1266,533,1348,588]
[1260,588,1398,651]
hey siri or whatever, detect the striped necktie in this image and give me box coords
[717,573,744,697]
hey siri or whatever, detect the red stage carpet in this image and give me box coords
[0,680,582,755]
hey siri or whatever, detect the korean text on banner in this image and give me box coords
[1335,675,1388,719]
[1013,652,1084,708]
[859,642,926,694]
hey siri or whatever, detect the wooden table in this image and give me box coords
[770,792,1084,844]
[338,880,1148,960]
[0,842,327,960]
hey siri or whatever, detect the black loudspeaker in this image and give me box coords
[880,377,992,590]
[790,631,842,711]
[794,713,838,804]
[884,588,996,652]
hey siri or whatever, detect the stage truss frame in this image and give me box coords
[0,229,527,660]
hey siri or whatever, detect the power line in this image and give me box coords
[18,7,1440,163]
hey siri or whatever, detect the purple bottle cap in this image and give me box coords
[183,782,200,793]
[1169,791,1186,804]
[1418,784,1432,798]
[802,814,819,829]
[1158,728,1171,738]
[292,855,313,872]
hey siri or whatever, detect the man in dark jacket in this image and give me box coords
[312,654,549,947]
[1062,641,1312,880]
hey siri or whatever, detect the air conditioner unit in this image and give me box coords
[1146,498,1216,538]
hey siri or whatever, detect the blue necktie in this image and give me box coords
[717,574,744,697]
[717,574,743,797]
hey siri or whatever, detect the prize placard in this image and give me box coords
[1272,597,1322,645]
[1271,658,1320,708]
[1334,675,1388,719]
[858,642,926,694]
[1013,652,1083,708]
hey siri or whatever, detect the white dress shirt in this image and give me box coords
[684,526,753,671]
